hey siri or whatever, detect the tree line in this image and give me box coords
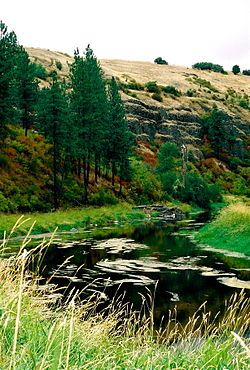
[0,21,134,209]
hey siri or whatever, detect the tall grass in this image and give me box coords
[0,221,250,368]
[196,202,250,254]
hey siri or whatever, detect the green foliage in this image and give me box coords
[55,60,63,70]
[192,62,225,73]
[238,99,249,109]
[157,142,180,173]
[162,85,181,96]
[31,62,48,79]
[202,107,231,155]
[89,189,119,206]
[107,77,134,185]
[130,158,162,204]
[144,81,160,93]
[242,70,250,76]
[36,79,70,209]
[156,142,221,208]
[232,65,240,75]
[192,77,218,92]
[124,81,144,90]
[154,57,168,65]
[152,92,163,102]
[186,89,196,97]
[0,20,20,137]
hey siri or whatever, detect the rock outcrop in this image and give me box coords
[124,98,250,159]
[133,205,185,222]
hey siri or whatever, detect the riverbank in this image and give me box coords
[0,203,146,238]
[0,235,249,368]
[196,202,250,255]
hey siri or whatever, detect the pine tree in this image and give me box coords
[0,21,20,141]
[15,46,38,136]
[70,45,109,202]
[107,77,134,190]
[36,78,69,209]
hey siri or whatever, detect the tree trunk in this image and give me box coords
[112,162,115,186]
[95,154,98,183]
[53,140,59,210]
[83,155,88,204]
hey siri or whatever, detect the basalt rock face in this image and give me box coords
[125,98,203,146]
[124,98,250,159]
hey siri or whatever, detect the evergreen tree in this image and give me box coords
[70,45,109,202]
[15,46,38,136]
[0,21,20,140]
[107,77,134,189]
[36,79,69,209]
[202,107,230,156]
[232,65,240,75]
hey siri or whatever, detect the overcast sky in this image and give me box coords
[2,0,250,70]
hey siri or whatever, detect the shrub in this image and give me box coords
[126,81,144,90]
[145,81,160,93]
[55,60,63,70]
[162,85,181,96]
[186,89,196,97]
[239,99,249,109]
[154,57,168,65]
[192,77,218,92]
[232,65,240,75]
[152,93,163,102]
[177,172,213,209]
[242,70,250,76]
[31,62,48,80]
[130,158,162,203]
[192,62,225,74]
[48,70,58,79]
[89,190,119,206]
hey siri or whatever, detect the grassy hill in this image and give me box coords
[26,47,250,121]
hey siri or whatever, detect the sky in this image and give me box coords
[1,0,250,70]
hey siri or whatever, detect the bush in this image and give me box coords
[192,62,225,74]
[152,93,163,102]
[186,89,196,97]
[192,77,218,92]
[145,81,160,93]
[48,70,58,79]
[154,57,168,65]
[89,190,119,206]
[239,99,249,109]
[31,62,48,80]
[55,60,63,70]
[242,70,250,76]
[162,85,181,96]
[130,158,162,203]
[232,65,240,75]
[126,81,144,90]
[177,172,213,209]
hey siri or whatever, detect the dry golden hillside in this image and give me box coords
[26,47,250,121]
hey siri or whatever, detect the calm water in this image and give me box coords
[40,219,250,324]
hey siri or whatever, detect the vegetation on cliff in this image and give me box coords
[0,20,249,213]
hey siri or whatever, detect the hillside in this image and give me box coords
[26,47,250,150]
[1,44,249,213]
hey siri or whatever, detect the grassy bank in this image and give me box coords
[196,202,250,255]
[0,203,145,238]
[0,234,250,369]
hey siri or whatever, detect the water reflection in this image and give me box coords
[41,222,250,324]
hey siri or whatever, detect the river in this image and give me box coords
[38,213,250,326]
